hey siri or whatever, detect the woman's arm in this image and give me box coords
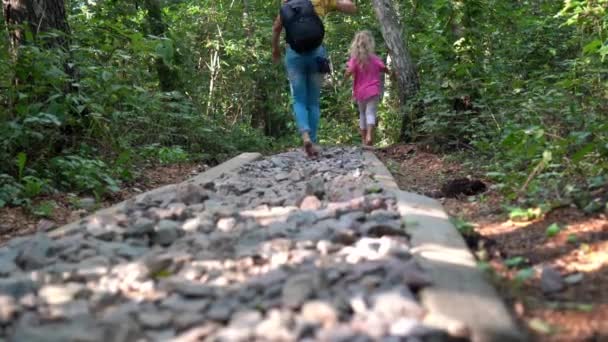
[335,0,357,14]
[271,15,283,63]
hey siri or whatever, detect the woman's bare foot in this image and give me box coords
[304,140,317,158]
[300,132,318,159]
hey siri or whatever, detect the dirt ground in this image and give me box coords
[376,143,608,342]
[0,162,204,245]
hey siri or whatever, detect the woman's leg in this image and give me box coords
[305,46,325,144]
[285,48,312,146]
[307,72,322,144]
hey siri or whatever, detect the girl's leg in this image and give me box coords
[365,96,380,146]
[285,48,312,146]
[357,100,367,144]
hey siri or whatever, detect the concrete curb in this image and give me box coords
[363,151,526,342]
[49,152,262,239]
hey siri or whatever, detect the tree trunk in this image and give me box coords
[3,0,70,53]
[143,0,179,91]
[371,0,419,141]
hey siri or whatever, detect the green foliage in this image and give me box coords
[450,216,475,235]
[504,256,527,269]
[49,155,121,198]
[0,174,24,208]
[567,233,579,244]
[546,223,561,238]
[32,200,57,218]
[1,0,606,211]
[21,176,47,198]
[507,206,543,222]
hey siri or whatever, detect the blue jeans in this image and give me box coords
[285,45,325,143]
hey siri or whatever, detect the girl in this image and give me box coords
[345,30,389,147]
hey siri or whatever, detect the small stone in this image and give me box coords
[282,273,320,308]
[86,216,120,241]
[541,266,565,293]
[16,233,53,270]
[564,273,584,285]
[36,219,56,232]
[361,221,408,238]
[0,277,36,298]
[306,177,326,199]
[161,294,210,312]
[145,329,176,341]
[289,170,302,182]
[153,220,180,246]
[372,287,425,319]
[10,317,107,342]
[78,197,96,210]
[43,300,90,320]
[207,301,233,322]
[19,293,37,309]
[217,217,237,232]
[177,183,208,205]
[38,283,86,305]
[172,323,221,342]
[230,310,263,328]
[172,282,215,298]
[129,217,155,235]
[0,295,19,323]
[301,301,338,327]
[254,310,293,341]
[300,195,322,211]
[275,173,289,182]
[174,312,205,331]
[181,217,202,233]
[0,259,17,277]
[389,318,422,336]
[137,310,174,329]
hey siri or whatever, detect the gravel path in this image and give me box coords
[0,147,453,342]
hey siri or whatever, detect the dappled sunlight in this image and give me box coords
[412,243,477,268]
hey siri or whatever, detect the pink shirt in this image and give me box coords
[347,54,385,101]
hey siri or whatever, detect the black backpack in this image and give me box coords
[280,0,325,54]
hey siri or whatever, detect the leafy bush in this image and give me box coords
[48,155,121,198]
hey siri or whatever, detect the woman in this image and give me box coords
[271,0,357,158]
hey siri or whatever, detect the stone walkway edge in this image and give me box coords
[362,151,527,342]
[49,153,262,239]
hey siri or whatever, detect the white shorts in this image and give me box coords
[357,95,379,129]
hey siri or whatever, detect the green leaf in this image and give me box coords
[546,223,560,237]
[567,234,578,244]
[155,39,175,65]
[505,256,526,268]
[515,267,535,282]
[583,39,602,54]
[16,152,27,180]
[101,71,112,82]
[571,143,595,164]
[528,318,555,334]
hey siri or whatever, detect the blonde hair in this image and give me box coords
[349,30,375,68]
